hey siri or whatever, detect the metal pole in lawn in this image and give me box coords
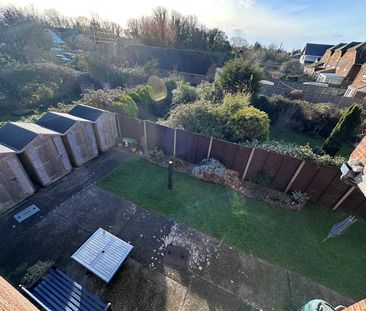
[168,161,173,190]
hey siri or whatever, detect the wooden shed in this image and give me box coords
[0,122,72,187]
[37,112,98,166]
[0,144,35,213]
[69,104,118,152]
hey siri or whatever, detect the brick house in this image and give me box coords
[303,43,346,76]
[316,42,365,86]
[335,41,366,87]
[344,62,366,98]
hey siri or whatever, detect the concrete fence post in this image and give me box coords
[332,186,356,211]
[207,137,213,160]
[143,120,148,155]
[173,128,177,157]
[284,160,306,193]
[242,147,255,180]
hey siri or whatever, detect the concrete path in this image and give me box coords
[0,149,354,311]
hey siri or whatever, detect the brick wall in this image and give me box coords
[350,136,366,167]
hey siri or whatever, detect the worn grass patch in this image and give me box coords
[100,156,366,299]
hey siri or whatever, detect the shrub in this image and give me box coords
[80,88,138,117]
[128,85,155,118]
[172,81,198,106]
[196,81,224,102]
[165,92,269,143]
[115,95,138,117]
[322,104,363,156]
[226,105,270,142]
[218,58,263,95]
[163,100,225,138]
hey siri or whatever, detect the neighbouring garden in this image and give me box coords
[100,156,366,300]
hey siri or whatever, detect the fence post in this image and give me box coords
[173,128,177,157]
[242,147,255,180]
[143,120,148,155]
[332,186,356,211]
[207,137,213,160]
[284,160,306,193]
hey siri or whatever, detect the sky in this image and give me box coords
[1,0,365,50]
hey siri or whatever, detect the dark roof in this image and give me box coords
[37,112,90,134]
[328,43,347,53]
[69,104,105,122]
[303,43,334,56]
[125,45,215,76]
[336,41,361,52]
[0,122,57,151]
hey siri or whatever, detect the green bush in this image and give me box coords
[226,106,269,142]
[196,81,224,103]
[172,81,198,106]
[322,104,363,156]
[129,85,154,118]
[115,95,138,117]
[164,92,269,143]
[218,58,263,95]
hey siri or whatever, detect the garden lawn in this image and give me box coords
[270,127,354,158]
[100,156,366,299]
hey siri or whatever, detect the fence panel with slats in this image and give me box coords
[113,113,365,216]
[146,121,174,156]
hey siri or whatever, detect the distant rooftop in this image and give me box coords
[303,43,334,56]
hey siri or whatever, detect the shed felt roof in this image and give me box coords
[125,44,214,75]
[37,112,92,134]
[0,122,57,151]
[303,43,334,56]
[69,104,105,122]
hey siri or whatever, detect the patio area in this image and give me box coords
[0,148,356,310]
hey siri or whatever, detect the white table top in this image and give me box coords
[71,228,133,283]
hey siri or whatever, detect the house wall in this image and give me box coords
[63,122,98,166]
[350,137,366,167]
[20,135,72,186]
[94,113,118,152]
[325,49,344,70]
[0,153,35,213]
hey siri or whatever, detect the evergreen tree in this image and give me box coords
[322,104,363,156]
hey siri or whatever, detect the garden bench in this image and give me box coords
[20,268,111,311]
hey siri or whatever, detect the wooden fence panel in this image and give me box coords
[305,167,338,202]
[118,115,145,147]
[245,149,269,182]
[146,121,174,156]
[175,130,210,164]
[261,152,284,183]
[230,145,252,179]
[317,173,351,208]
[271,156,302,192]
[338,187,366,213]
[290,162,319,192]
[220,141,239,170]
[210,139,226,163]
[355,200,366,218]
